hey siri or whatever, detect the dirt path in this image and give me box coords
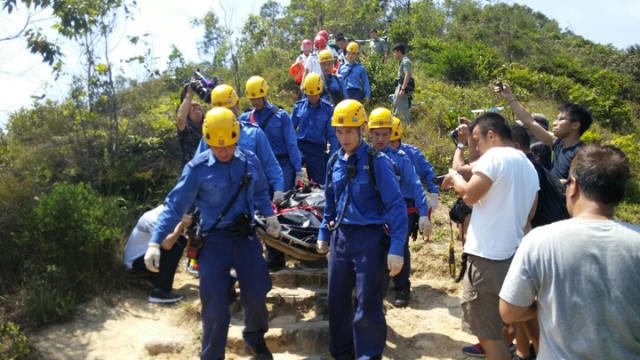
[33,207,477,359]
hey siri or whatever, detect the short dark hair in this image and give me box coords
[558,103,593,136]
[510,125,530,150]
[336,35,346,43]
[370,29,378,33]
[569,145,630,206]
[392,43,406,54]
[531,113,549,130]
[469,112,512,142]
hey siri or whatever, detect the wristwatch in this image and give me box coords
[457,143,465,149]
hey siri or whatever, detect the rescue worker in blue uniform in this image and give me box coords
[316,99,407,360]
[194,85,285,203]
[238,76,303,193]
[291,73,339,185]
[368,108,433,308]
[337,42,371,104]
[144,107,281,360]
[388,117,440,213]
[318,49,347,105]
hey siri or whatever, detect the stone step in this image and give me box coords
[230,286,328,323]
[226,319,330,355]
[269,268,328,288]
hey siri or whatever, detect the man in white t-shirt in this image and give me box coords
[443,112,539,360]
[500,144,640,359]
[123,204,191,303]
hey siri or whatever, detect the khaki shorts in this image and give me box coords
[461,255,513,340]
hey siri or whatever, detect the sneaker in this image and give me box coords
[148,289,183,304]
[393,285,411,307]
[245,342,273,360]
[462,343,486,358]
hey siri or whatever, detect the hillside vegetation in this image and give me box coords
[1,0,639,356]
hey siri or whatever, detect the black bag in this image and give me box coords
[225,213,254,237]
[530,160,570,228]
[449,198,472,224]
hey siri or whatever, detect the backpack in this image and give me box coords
[530,158,571,228]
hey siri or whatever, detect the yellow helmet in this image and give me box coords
[202,107,240,147]
[390,117,404,141]
[318,49,334,63]
[210,85,239,109]
[368,108,393,129]
[346,41,359,53]
[246,76,269,99]
[332,99,367,127]
[304,73,323,96]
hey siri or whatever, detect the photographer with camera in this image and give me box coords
[177,86,205,166]
[147,107,281,360]
[443,113,539,360]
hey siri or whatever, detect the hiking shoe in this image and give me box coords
[148,289,183,304]
[245,342,273,360]
[462,343,486,358]
[393,285,411,307]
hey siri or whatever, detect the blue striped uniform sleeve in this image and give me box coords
[246,152,275,217]
[319,158,337,241]
[150,164,199,245]
[374,154,408,256]
[254,129,284,192]
[280,111,303,172]
[410,148,439,194]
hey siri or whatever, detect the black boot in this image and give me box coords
[245,342,273,360]
[393,284,411,307]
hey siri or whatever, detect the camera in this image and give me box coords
[449,129,459,146]
[449,198,472,224]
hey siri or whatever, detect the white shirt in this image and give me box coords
[296,53,311,64]
[123,205,164,269]
[304,53,322,76]
[464,147,538,260]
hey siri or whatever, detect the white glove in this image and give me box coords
[419,216,432,240]
[265,216,281,238]
[387,254,404,277]
[295,171,304,185]
[317,240,329,254]
[144,243,161,273]
[272,191,285,205]
[429,193,439,212]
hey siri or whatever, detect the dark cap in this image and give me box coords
[370,28,378,33]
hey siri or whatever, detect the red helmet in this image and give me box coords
[314,35,327,50]
[317,30,329,41]
[301,39,312,51]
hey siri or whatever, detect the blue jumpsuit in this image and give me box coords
[382,146,428,291]
[320,141,407,359]
[337,62,371,102]
[238,103,302,191]
[321,73,348,105]
[291,98,339,185]
[150,149,274,360]
[195,122,284,193]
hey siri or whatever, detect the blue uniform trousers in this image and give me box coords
[393,198,416,290]
[298,140,328,185]
[328,224,387,360]
[198,230,272,360]
[346,88,363,102]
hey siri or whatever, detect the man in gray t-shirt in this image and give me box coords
[500,144,640,359]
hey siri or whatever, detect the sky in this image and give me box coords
[1,0,640,126]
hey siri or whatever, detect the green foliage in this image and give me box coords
[423,40,502,83]
[13,183,129,325]
[0,319,31,359]
[359,54,397,107]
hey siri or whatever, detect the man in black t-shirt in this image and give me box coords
[496,84,593,180]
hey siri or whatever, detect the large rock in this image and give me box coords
[144,338,184,355]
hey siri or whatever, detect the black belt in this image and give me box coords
[275,154,290,160]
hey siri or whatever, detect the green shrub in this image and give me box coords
[13,183,129,325]
[359,54,398,106]
[0,319,31,359]
[425,40,502,83]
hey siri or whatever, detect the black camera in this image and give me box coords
[449,198,472,224]
[449,129,459,146]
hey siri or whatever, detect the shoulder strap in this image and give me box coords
[250,109,278,130]
[326,152,340,179]
[367,148,400,190]
[210,151,251,230]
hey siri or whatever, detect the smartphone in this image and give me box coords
[433,175,446,186]
[457,117,464,125]
[496,81,504,91]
